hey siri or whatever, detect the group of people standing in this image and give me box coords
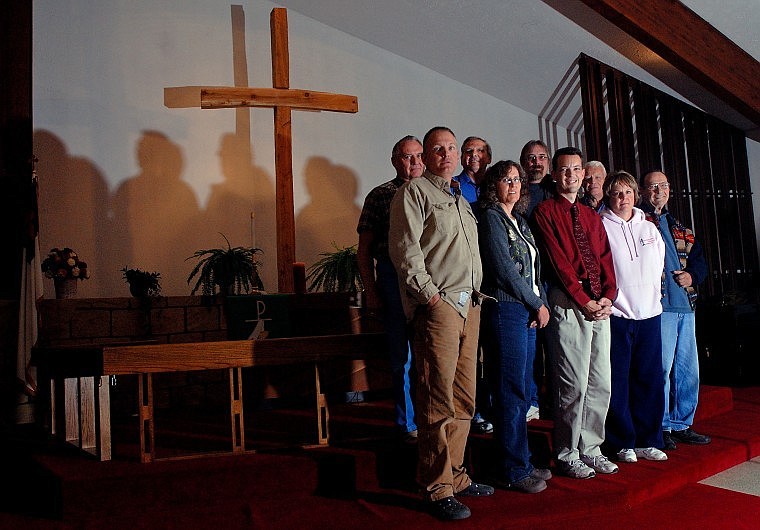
[356,127,711,521]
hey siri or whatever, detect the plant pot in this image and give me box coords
[129,284,150,298]
[54,278,78,299]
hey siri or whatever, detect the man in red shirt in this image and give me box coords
[532,146,618,479]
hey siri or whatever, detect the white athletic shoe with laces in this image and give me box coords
[634,447,668,461]
[580,454,619,474]
[616,448,637,463]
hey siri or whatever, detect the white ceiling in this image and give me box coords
[278,0,760,138]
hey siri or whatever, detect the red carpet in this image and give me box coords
[2,385,760,528]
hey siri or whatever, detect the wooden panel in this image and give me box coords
[631,81,660,176]
[578,55,608,165]
[579,0,760,126]
[101,333,387,374]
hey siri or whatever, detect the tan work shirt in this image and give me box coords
[388,170,482,320]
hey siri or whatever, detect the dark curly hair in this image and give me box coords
[480,160,530,215]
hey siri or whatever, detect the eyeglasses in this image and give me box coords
[646,182,670,191]
[526,154,549,162]
[499,177,522,186]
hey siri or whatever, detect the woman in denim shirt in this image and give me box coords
[477,160,551,493]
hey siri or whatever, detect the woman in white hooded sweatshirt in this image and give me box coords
[600,171,667,464]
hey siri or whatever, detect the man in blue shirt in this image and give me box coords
[452,136,491,204]
[641,171,712,449]
[452,136,493,434]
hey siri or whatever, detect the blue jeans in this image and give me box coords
[661,311,699,432]
[376,258,416,433]
[483,301,535,482]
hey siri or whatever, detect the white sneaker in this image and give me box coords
[580,454,619,474]
[526,406,540,422]
[616,448,637,463]
[557,459,596,479]
[634,447,668,461]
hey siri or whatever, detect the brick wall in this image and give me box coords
[38,296,228,347]
[37,294,388,412]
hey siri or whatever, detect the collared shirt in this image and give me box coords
[356,176,406,260]
[533,194,617,308]
[389,170,482,319]
[452,172,479,204]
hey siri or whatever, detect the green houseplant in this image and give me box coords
[186,234,264,296]
[306,243,363,294]
[122,267,161,298]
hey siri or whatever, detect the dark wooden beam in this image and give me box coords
[578,0,760,127]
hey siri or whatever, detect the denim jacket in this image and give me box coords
[477,203,547,312]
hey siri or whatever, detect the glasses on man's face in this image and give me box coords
[526,154,548,162]
[646,182,670,191]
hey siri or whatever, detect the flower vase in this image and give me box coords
[54,278,78,299]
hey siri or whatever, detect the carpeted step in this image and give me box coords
[694,384,734,421]
[31,450,321,521]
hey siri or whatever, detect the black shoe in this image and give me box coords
[670,428,711,445]
[509,475,547,493]
[530,467,553,481]
[471,418,494,434]
[456,482,494,497]
[663,431,677,450]
[429,496,471,520]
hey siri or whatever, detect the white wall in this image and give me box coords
[33,0,540,297]
[34,1,759,297]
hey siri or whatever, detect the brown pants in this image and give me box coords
[412,300,481,501]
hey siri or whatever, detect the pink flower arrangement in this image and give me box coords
[41,247,91,281]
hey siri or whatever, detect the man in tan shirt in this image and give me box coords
[389,126,492,521]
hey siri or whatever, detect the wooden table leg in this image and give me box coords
[229,367,245,454]
[314,364,329,446]
[138,373,155,463]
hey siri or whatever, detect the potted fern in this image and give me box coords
[306,243,363,295]
[186,234,264,296]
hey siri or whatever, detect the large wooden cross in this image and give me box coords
[164,7,358,293]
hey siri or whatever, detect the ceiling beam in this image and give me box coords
[578,0,760,128]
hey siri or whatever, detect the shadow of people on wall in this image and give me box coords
[109,130,202,295]
[295,156,362,270]
[202,132,277,291]
[33,129,110,298]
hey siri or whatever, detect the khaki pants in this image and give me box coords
[546,287,611,464]
[412,300,481,501]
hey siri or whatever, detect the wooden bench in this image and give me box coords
[32,332,387,462]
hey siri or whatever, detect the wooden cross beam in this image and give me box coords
[165,8,358,293]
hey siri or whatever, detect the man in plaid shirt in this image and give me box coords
[357,135,424,442]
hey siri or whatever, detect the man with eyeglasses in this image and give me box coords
[519,140,555,423]
[357,135,424,444]
[532,146,618,479]
[641,171,712,450]
[389,127,493,520]
[520,140,554,216]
